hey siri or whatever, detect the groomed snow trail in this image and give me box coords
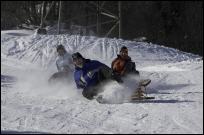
[1,30,203,134]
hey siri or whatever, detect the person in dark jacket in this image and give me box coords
[111,46,139,80]
[72,52,113,100]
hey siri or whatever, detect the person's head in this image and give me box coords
[72,52,84,68]
[120,46,128,58]
[57,44,66,56]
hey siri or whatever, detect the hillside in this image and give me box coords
[1,30,203,134]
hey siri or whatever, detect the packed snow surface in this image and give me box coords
[1,30,203,134]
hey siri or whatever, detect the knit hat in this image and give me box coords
[120,46,128,52]
[72,52,84,59]
[56,44,65,52]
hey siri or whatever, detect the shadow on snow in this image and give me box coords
[1,130,52,134]
[128,99,195,104]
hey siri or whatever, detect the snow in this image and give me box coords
[1,29,203,134]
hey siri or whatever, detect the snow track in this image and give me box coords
[1,30,203,133]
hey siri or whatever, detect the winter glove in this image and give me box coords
[87,68,100,78]
[78,80,86,88]
[76,75,87,88]
[80,75,87,85]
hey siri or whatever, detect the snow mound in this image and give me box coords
[1,31,202,70]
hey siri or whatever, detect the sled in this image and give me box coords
[131,79,154,99]
[96,79,155,104]
[48,71,70,84]
[96,95,155,104]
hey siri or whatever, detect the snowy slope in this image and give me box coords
[1,30,203,134]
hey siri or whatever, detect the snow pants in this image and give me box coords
[82,65,112,100]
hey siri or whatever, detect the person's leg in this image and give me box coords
[48,71,69,83]
[134,70,140,76]
[82,87,99,100]
[60,71,70,81]
[111,72,123,83]
[132,62,140,76]
[48,72,60,83]
[99,65,123,83]
[125,62,140,76]
[99,65,112,80]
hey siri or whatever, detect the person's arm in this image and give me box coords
[111,58,124,83]
[74,71,86,89]
[120,69,126,76]
[56,60,60,71]
[111,58,117,70]
[81,60,104,86]
[62,65,71,72]
[66,53,75,70]
[131,62,140,75]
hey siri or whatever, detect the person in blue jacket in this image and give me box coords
[72,52,115,100]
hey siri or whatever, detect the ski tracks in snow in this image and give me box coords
[1,31,203,133]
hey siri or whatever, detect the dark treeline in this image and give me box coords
[1,1,203,56]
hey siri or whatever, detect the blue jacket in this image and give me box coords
[74,59,107,89]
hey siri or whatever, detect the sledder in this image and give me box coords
[48,45,74,83]
[111,46,154,100]
[72,52,117,100]
[111,46,140,77]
